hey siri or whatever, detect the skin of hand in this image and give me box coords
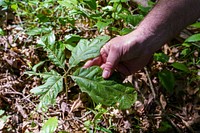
[84,0,200,79]
[83,32,153,79]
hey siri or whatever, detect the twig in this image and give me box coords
[166,116,182,133]
[77,111,92,120]
[5,10,9,51]
[17,15,23,26]
[144,67,156,99]
[15,102,28,119]
[182,119,195,133]
[46,112,61,117]
[69,93,81,114]
[2,91,37,108]
[2,91,24,96]
[8,86,37,107]
[175,114,195,133]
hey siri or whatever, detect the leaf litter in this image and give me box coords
[0,4,200,133]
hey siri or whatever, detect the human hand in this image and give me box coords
[83,32,153,79]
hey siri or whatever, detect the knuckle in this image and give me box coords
[104,62,114,70]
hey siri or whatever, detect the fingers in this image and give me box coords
[83,41,110,68]
[83,56,102,68]
[101,44,121,79]
[84,38,123,79]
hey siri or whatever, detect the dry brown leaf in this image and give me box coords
[160,94,167,110]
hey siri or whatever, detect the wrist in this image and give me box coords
[124,29,156,57]
[127,24,169,56]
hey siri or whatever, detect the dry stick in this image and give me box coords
[5,10,9,51]
[47,112,61,117]
[156,91,181,132]
[145,68,177,132]
[144,67,156,99]
[3,89,49,119]
[78,110,92,120]
[69,93,81,114]
[21,94,37,107]
[175,114,195,133]
[1,91,49,120]
[182,119,195,133]
[158,94,183,133]
[2,90,48,118]
[17,15,23,26]
[3,90,35,107]
[166,117,182,133]
[15,102,28,119]
[9,86,36,107]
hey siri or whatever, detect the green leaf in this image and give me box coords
[46,43,65,69]
[25,70,61,81]
[37,33,66,69]
[109,0,121,3]
[26,27,52,36]
[32,61,46,72]
[64,34,81,51]
[102,6,114,11]
[37,14,50,23]
[69,35,110,69]
[182,43,191,47]
[138,4,153,15]
[119,28,132,35]
[83,0,96,10]
[48,31,56,45]
[0,28,4,36]
[97,126,112,133]
[71,66,137,109]
[64,44,75,51]
[185,33,200,43]
[11,3,18,11]
[181,48,190,56]
[58,0,78,9]
[96,20,112,32]
[157,121,173,132]
[0,0,4,5]
[124,14,143,26]
[191,22,200,28]
[0,110,4,116]
[0,109,9,129]
[30,70,63,111]
[154,53,169,63]
[158,69,175,93]
[0,0,6,7]
[110,0,128,2]
[171,62,189,72]
[41,117,58,133]
[64,34,81,44]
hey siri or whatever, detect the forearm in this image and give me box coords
[129,0,200,55]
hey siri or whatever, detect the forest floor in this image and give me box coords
[0,5,200,133]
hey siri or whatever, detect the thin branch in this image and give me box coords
[166,116,182,133]
[175,114,195,133]
[144,67,156,99]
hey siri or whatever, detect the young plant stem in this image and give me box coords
[63,69,70,100]
[64,76,68,99]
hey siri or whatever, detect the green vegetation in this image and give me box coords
[0,0,199,132]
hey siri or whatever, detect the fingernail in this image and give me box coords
[102,70,110,79]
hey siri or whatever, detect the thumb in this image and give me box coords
[101,47,120,79]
